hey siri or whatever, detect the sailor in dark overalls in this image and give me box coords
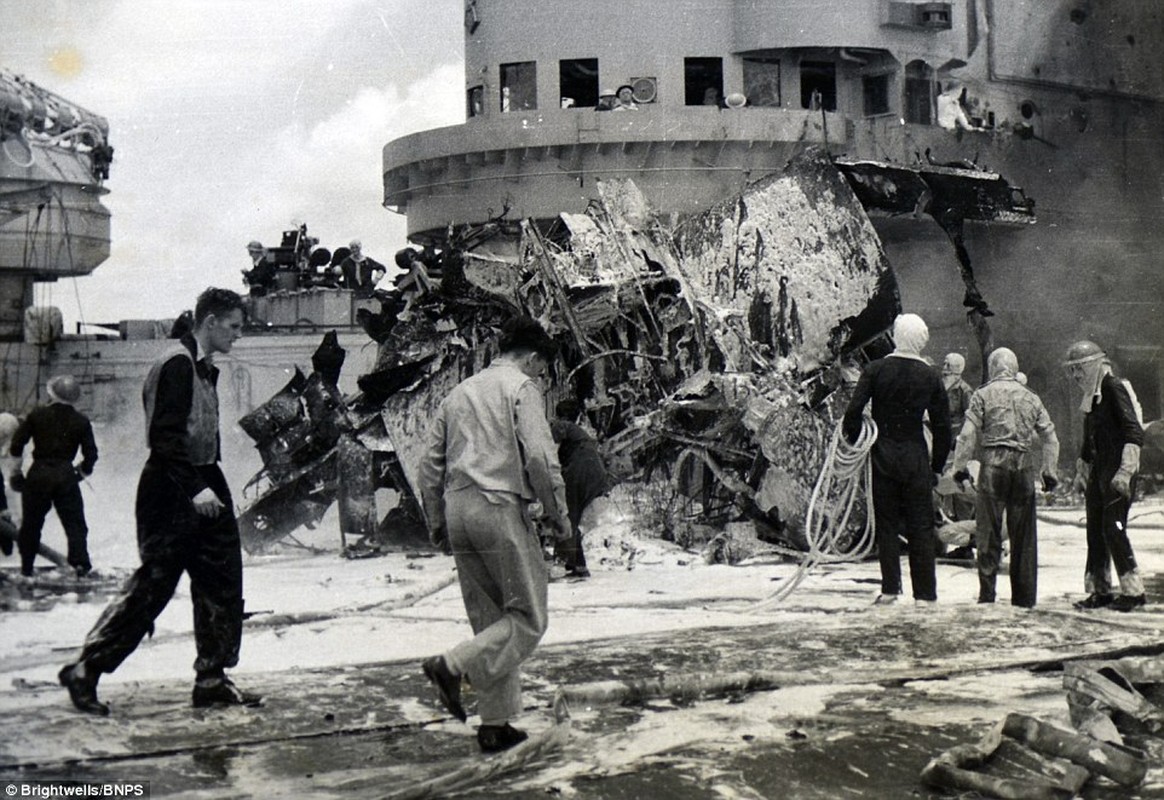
[58,288,261,716]
[8,375,98,577]
[843,314,951,605]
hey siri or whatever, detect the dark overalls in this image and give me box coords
[844,356,951,601]
[1082,375,1144,595]
[77,337,244,682]
[10,403,98,575]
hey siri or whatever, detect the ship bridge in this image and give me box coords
[384,105,843,239]
[381,0,994,240]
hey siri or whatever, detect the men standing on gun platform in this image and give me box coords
[58,288,261,715]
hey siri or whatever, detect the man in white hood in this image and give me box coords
[1063,340,1146,611]
[843,314,952,605]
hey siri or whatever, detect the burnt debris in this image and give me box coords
[236,149,1035,554]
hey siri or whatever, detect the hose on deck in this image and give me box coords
[746,416,878,612]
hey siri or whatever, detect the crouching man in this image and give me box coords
[952,348,1058,607]
[418,315,570,753]
[59,288,261,715]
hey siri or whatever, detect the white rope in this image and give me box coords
[745,416,878,612]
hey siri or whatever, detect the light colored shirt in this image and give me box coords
[418,357,568,532]
[953,377,1058,472]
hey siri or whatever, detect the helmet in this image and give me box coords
[987,347,1019,380]
[942,352,965,375]
[46,374,81,405]
[1063,340,1104,367]
[394,247,419,269]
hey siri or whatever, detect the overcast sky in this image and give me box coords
[1,0,466,326]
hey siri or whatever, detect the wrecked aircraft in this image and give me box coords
[235,149,1034,555]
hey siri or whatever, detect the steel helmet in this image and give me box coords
[1063,340,1105,367]
[46,374,81,405]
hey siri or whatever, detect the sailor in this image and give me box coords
[550,398,613,580]
[241,241,276,297]
[241,240,275,327]
[339,240,387,298]
[951,348,1058,607]
[941,353,974,449]
[1063,340,1147,612]
[8,375,98,577]
[58,288,261,715]
[842,314,951,605]
[418,315,570,753]
[595,88,617,111]
[938,352,976,534]
[612,84,639,111]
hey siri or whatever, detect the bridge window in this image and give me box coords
[904,60,935,124]
[800,61,836,111]
[500,61,537,112]
[863,73,891,116]
[684,57,724,106]
[743,57,781,107]
[559,58,599,110]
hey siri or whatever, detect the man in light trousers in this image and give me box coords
[418,315,570,753]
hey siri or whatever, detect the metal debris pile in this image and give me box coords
[236,148,1038,554]
[922,653,1163,797]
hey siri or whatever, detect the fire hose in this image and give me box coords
[746,415,878,611]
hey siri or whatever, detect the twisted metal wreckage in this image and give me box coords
[233,149,1034,556]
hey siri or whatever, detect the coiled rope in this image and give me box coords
[746,416,878,612]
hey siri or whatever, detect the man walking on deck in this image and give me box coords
[58,288,261,715]
[418,315,570,753]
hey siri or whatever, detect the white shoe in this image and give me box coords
[873,594,899,606]
[914,598,937,606]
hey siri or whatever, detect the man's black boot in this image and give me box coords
[59,662,109,716]
[1110,594,1146,612]
[192,677,263,708]
[477,722,528,753]
[1073,593,1115,610]
[422,655,467,722]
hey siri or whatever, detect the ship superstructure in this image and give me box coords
[382,0,1164,453]
[0,74,379,450]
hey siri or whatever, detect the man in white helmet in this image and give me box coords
[1063,340,1146,611]
[941,353,974,448]
[938,352,977,535]
[951,348,1058,607]
[843,314,952,605]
